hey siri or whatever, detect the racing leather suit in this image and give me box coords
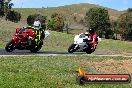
[85,32,98,50]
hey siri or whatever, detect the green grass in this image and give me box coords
[0,56,131,88]
[95,38,132,55]
[43,31,74,52]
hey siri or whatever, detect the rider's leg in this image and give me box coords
[91,43,97,50]
[41,29,45,39]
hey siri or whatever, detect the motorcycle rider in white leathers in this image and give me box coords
[33,19,41,29]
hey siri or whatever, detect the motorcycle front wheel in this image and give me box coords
[68,43,76,53]
[5,40,14,52]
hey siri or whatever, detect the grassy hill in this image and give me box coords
[13,3,124,24]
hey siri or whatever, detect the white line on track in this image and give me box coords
[0,54,132,58]
[88,54,132,58]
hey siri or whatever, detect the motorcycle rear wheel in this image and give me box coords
[30,41,43,53]
[85,47,92,54]
[5,40,14,52]
[68,43,76,53]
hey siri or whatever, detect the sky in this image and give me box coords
[11,0,132,11]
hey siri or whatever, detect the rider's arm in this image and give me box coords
[90,35,97,44]
[39,21,41,28]
[33,21,36,27]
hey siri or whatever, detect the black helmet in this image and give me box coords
[89,28,95,34]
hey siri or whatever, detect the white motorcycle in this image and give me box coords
[68,33,98,54]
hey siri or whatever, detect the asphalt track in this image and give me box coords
[0,49,78,56]
[0,49,132,57]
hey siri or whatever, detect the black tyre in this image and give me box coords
[30,41,43,53]
[76,76,86,85]
[30,48,39,53]
[5,40,14,52]
[30,46,42,53]
[85,47,92,54]
[86,50,92,54]
[68,43,76,53]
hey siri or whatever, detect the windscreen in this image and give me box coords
[79,34,86,38]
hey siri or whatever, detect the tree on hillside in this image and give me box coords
[85,7,113,39]
[110,20,118,39]
[6,10,21,22]
[127,8,132,13]
[4,0,13,13]
[0,0,5,16]
[0,0,21,22]
[0,0,13,16]
[117,8,132,41]
[47,13,65,32]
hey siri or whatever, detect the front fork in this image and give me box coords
[74,44,79,50]
[12,37,21,48]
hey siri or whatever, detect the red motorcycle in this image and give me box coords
[5,27,43,53]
